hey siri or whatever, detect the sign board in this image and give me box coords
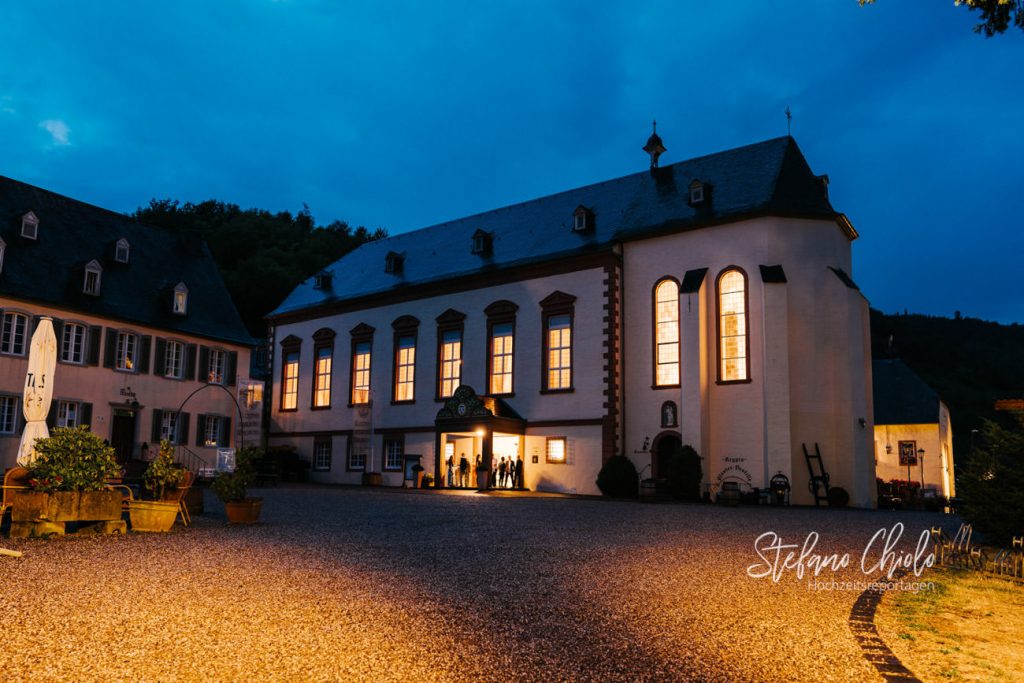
[898,441,918,466]
[237,378,265,449]
[216,448,236,473]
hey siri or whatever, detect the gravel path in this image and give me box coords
[0,486,950,682]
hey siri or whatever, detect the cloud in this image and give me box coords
[39,119,71,146]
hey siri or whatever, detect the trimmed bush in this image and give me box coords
[596,455,639,498]
[27,426,120,492]
[827,486,850,508]
[667,444,703,501]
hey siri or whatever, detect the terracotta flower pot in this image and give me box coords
[224,498,263,524]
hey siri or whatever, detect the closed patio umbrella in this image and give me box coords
[17,317,58,467]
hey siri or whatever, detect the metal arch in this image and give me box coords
[171,382,246,454]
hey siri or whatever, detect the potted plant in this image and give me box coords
[211,445,262,524]
[421,473,434,489]
[13,426,123,537]
[129,440,185,532]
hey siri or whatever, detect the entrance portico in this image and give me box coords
[434,386,526,489]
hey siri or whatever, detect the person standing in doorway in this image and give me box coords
[498,457,507,488]
[508,456,517,488]
[515,456,524,490]
[446,453,455,487]
[458,453,469,488]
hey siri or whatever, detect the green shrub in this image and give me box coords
[27,426,120,492]
[211,445,261,503]
[667,445,702,501]
[596,455,639,498]
[142,440,186,499]
[958,414,1024,545]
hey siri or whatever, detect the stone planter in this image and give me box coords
[225,497,263,524]
[128,500,179,532]
[10,490,125,537]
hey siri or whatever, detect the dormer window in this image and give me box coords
[689,180,707,205]
[385,251,404,274]
[471,229,493,256]
[572,206,595,233]
[83,260,102,296]
[115,238,130,264]
[21,212,39,240]
[314,271,332,290]
[173,282,188,315]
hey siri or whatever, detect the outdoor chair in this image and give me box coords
[2,467,32,522]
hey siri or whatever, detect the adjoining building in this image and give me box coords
[872,359,955,498]
[0,176,256,472]
[267,133,876,506]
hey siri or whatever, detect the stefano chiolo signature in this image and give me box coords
[746,523,935,582]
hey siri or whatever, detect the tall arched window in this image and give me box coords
[717,268,749,382]
[653,278,680,386]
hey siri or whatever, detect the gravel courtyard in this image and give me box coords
[1,486,949,682]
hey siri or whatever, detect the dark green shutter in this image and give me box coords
[50,318,63,358]
[178,412,190,446]
[103,328,117,368]
[138,335,152,374]
[46,401,58,428]
[86,326,102,365]
[196,414,206,447]
[219,416,231,447]
[80,403,92,430]
[198,346,210,383]
[151,409,163,443]
[153,338,167,376]
[185,344,197,380]
[226,351,238,386]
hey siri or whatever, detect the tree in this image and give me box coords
[860,0,1024,36]
[957,412,1024,545]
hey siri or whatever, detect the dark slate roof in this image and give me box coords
[0,176,254,346]
[272,136,842,317]
[873,360,941,425]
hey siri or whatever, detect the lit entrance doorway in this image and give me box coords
[651,431,681,479]
[434,386,526,489]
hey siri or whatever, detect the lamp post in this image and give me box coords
[917,448,926,490]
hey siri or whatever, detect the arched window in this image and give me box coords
[717,268,748,382]
[653,278,679,386]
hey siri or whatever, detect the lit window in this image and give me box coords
[654,279,679,386]
[160,411,179,443]
[314,345,332,407]
[439,329,462,398]
[383,437,403,471]
[165,340,184,379]
[1,312,27,356]
[115,238,130,264]
[204,416,220,447]
[489,322,514,395]
[173,282,188,315]
[281,350,299,410]
[208,349,226,384]
[394,335,415,402]
[244,382,264,409]
[546,437,566,464]
[718,268,748,382]
[21,212,38,240]
[313,437,332,471]
[116,332,137,371]
[0,396,18,433]
[351,341,371,404]
[57,400,79,428]
[545,314,572,390]
[61,323,86,364]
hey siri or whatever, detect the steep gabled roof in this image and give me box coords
[0,176,254,346]
[873,359,942,425]
[272,136,842,318]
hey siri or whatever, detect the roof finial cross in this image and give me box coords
[785,106,792,137]
[652,119,657,134]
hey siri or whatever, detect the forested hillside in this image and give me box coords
[134,199,385,337]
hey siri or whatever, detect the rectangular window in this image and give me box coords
[351,341,371,404]
[281,350,299,411]
[204,416,220,447]
[313,346,332,407]
[208,349,226,384]
[0,395,18,433]
[116,332,137,371]
[489,322,513,395]
[1,312,27,355]
[160,411,179,443]
[545,314,572,390]
[165,340,184,379]
[61,323,86,364]
[394,335,415,402]
[383,436,404,471]
[439,329,462,398]
[57,400,79,428]
[347,440,366,471]
[313,436,332,471]
[546,436,566,464]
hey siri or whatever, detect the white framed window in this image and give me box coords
[351,341,371,404]
[281,350,299,410]
[313,345,332,408]
[0,395,18,433]
[208,349,226,384]
[204,416,221,447]
[61,323,86,364]
[1,312,28,355]
[383,436,404,471]
[313,436,332,471]
[115,238,130,264]
[439,329,462,398]
[57,400,79,428]
[393,335,415,402]
[83,260,102,296]
[173,282,188,315]
[489,322,513,395]
[21,212,38,240]
[160,411,179,443]
[545,314,572,390]
[546,436,566,464]
[574,213,586,231]
[347,441,366,471]
[165,340,184,379]
[116,331,137,371]
[690,184,704,204]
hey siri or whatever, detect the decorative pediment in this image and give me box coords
[539,290,576,310]
[349,322,375,339]
[435,308,466,326]
[312,327,336,342]
[436,385,493,421]
[484,300,518,318]
[391,315,420,332]
[279,334,302,349]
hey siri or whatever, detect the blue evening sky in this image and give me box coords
[2,2,1021,322]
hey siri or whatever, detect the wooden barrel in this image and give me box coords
[639,479,658,502]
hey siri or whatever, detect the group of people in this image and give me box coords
[444,453,523,489]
